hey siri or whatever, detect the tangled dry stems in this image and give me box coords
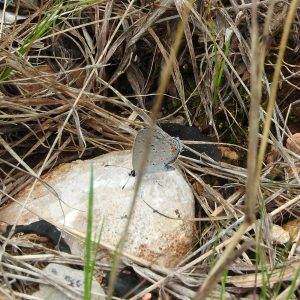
[0,0,299,299]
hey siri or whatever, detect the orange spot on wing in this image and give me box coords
[170,146,178,153]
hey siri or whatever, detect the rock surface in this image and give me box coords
[0,151,195,267]
[32,263,105,300]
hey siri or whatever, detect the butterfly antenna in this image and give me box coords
[104,164,131,170]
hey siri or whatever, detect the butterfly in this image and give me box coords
[132,128,182,176]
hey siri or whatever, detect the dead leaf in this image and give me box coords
[287,164,300,179]
[12,64,57,94]
[283,218,300,244]
[219,146,239,160]
[192,181,204,195]
[286,133,300,155]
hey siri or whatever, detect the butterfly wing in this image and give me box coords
[132,128,181,175]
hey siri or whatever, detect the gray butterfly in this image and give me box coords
[132,128,182,176]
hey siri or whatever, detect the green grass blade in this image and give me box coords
[84,163,94,299]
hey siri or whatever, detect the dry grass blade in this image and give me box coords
[256,0,299,172]
[194,222,250,299]
[193,0,300,298]
[106,1,194,298]
[227,259,300,288]
[244,0,264,224]
[1,0,300,299]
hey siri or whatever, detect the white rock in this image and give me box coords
[0,10,28,24]
[32,263,105,300]
[0,151,195,267]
